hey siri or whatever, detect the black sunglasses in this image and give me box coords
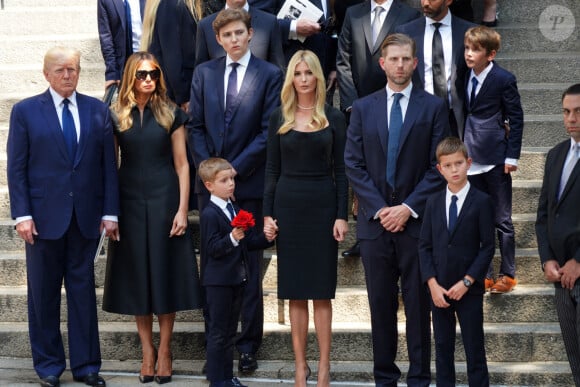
[135,69,161,81]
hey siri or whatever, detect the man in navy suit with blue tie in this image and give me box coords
[7,47,120,387]
[344,33,449,386]
[188,8,283,373]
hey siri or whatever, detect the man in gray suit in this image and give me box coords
[336,0,420,113]
[536,83,580,386]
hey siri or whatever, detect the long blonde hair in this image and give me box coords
[113,52,175,132]
[278,50,328,134]
[140,0,161,50]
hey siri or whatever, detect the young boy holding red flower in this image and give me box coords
[197,158,276,387]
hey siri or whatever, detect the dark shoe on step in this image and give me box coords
[138,375,154,383]
[341,241,360,258]
[229,377,248,387]
[73,373,106,386]
[39,376,60,387]
[238,352,258,373]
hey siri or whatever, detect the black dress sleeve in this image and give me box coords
[327,106,348,220]
[263,108,283,217]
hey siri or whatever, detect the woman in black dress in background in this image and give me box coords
[103,52,202,384]
[263,50,348,387]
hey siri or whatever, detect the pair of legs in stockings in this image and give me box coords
[136,313,175,378]
[290,300,332,387]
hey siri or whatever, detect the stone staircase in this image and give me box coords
[0,0,579,385]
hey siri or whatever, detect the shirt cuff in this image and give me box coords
[505,158,518,166]
[403,203,418,219]
[15,215,32,224]
[102,215,118,222]
[289,20,298,40]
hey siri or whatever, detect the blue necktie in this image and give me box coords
[125,0,133,55]
[62,99,77,162]
[226,202,236,220]
[387,93,403,188]
[448,195,458,231]
[470,77,478,109]
[225,63,239,125]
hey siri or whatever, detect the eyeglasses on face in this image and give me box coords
[135,69,161,81]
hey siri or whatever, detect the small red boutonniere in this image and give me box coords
[231,209,256,231]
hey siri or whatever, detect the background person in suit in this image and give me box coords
[396,0,475,138]
[336,0,420,113]
[188,8,283,373]
[463,26,523,293]
[419,137,494,387]
[344,33,449,387]
[536,83,580,387]
[195,0,285,69]
[7,46,120,387]
[98,0,146,90]
[141,0,199,111]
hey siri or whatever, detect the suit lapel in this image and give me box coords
[558,144,580,204]
[40,90,70,162]
[375,91,389,157]
[355,5,373,54]
[232,56,259,116]
[413,22,426,87]
[75,94,89,167]
[114,0,126,30]
[397,87,421,158]
[449,187,474,239]
[470,62,497,109]
[373,2,400,53]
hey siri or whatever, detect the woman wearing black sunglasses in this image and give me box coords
[102,51,202,384]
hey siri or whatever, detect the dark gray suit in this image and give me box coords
[336,0,420,110]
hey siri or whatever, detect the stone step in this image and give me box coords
[0,320,566,363]
[495,22,580,53]
[521,114,568,148]
[0,246,549,289]
[0,284,558,324]
[512,148,549,181]
[1,63,105,95]
[0,6,97,35]
[496,52,580,84]
[0,34,104,66]
[3,0,95,7]
[497,0,578,25]
[0,357,575,386]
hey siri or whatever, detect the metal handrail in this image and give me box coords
[1,0,4,10]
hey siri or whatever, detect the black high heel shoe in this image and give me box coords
[139,349,157,383]
[305,365,312,382]
[154,352,173,384]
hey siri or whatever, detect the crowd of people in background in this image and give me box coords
[6,0,580,387]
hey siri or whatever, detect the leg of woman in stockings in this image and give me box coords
[482,0,497,25]
[157,313,176,377]
[136,315,155,377]
[313,299,332,387]
[290,300,310,387]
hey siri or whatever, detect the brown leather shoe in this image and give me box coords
[490,275,517,293]
[484,278,494,292]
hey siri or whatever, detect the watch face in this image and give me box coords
[463,278,472,287]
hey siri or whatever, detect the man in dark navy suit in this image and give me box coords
[195,0,285,69]
[188,8,283,374]
[97,0,145,90]
[344,33,449,387]
[7,47,119,387]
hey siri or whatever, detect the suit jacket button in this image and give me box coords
[69,192,73,197]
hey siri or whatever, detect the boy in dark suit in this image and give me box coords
[198,158,276,387]
[419,137,495,387]
[463,26,524,293]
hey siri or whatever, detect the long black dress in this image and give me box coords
[263,106,348,300]
[103,106,202,315]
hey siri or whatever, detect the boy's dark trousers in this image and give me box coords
[205,283,245,384]
[431,293,489,387]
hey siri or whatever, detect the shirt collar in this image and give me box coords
[49,87,77,108]
[371,0,391,13]
[226,49,251,68]
[426,10,452,28]
[210,195,231,211]
[386,82,413,100]
[225,2,249,12]
[447,181,470,202]
[470,61,494,83]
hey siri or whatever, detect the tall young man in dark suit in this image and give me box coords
[188,8,283,373]
[344,33,449,387]
[7,46,120,387]
[336,0,420,112]
[536,84,580,386]
[396,0,475,137]
[97,0,146,90]
[195,0,285,69]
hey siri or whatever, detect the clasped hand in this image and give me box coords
[379,205,410,232]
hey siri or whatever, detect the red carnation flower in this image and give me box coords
[231,209,256,231]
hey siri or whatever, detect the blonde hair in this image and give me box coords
[140,0,161,50]
[43,46,81,73]
[278,50,328,134]
[112,52,175,132]
[464,26,501,55]
[198,157,233,183]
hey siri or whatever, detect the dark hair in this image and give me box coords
[562,83,580,101]
[212,8,251,35]
[436,137,469,161]
[380,33,416,57]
